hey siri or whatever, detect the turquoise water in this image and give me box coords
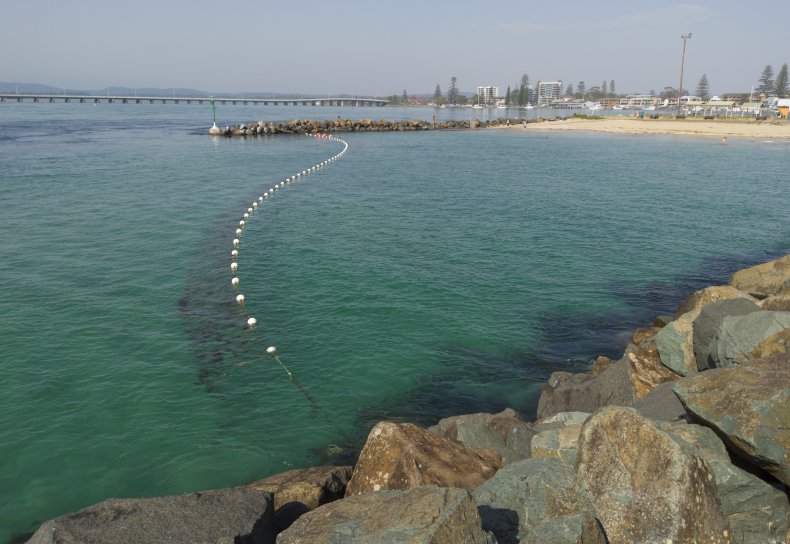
[1,103,788,541]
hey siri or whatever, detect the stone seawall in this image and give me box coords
[26,254,790,543]
[210,117,558,136]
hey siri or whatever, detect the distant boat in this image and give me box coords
[473,104,483,109]
[524,104,535,110]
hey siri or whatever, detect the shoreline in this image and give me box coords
[212,115,790,141]
[502,115,790,140]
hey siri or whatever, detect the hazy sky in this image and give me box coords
[4,0,788,96]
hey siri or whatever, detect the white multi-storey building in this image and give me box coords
[537,81,562,106]
[476,86,499,106]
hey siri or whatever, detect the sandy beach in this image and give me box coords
[510,115,790,140]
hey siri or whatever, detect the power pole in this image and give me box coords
[676,33,692,117]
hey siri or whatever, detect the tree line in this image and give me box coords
[387,64,790,106]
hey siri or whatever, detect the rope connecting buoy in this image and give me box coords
[229,136,349,396]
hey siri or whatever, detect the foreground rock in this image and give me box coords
[345,421,501,496]
[707,310,790,367]
[244,465,351,532]
[27,488,275,544]
[473,457,603,544]
[692,298,762,370]
[576,406,731,544]
[673,355,790,486]
[277,485,495,544]
[428,408,535,465]
[660,420,790,543]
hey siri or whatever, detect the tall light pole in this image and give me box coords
[676,33,692,117]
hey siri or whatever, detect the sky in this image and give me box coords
[3,0,789,97]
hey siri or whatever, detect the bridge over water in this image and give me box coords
[0,94,388,107]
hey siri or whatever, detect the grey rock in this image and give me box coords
[660,420,790,543]
[532,411,590,432]
[27,488,275,544]
[428,408,536,465]
[672,356,790,486]
[631,381,687,421]
[523,512,607,544]
[473,457,591,544]
[708,311,790,367]
[692,298,761,370]
[655,307,701,375]
[277,485,495,544]
[536,359,635,419]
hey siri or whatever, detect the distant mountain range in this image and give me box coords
[0,82,383,99]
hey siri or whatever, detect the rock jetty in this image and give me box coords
[209,117,553,136]
[26,254,790,543]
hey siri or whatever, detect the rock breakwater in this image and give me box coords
[210,117,553,136]
[26,254,790,543]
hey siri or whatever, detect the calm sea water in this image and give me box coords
[0,102,788,541]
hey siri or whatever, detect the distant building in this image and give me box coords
[476,86,498,106]
[537,81,562,106]
[620,94,657,108]
[720,93,749,104]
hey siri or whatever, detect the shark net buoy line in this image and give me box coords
[231,133,348,412]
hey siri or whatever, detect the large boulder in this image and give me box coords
[244,466,351,532]
[27,488,275,544]
[277,485,495,544]
[576,406,731,544]
[428,408,535,465]
[730,253,790,298]
[537,359,635,419]
[345,421,501,496]
[692,298,761,370]
[672,356,790,486]
[674,285,757,317]
[655,307,701,375]
[708,311,790,367]
[660,420,790,544]
[473,457,597,544]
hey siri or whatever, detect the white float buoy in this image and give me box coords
[252,202,258,208]
[243,213,249,219]
[259,196,264,202]
[266,346,277,355]
[235,228,242,236]
[236,294,245,305]
[231,249,238,258]
[233,238,240,247]
[231,262,238,273]
[247,317,257,328]
[240,220,245,227]
[247,207,253,213]
[232,277,239,287]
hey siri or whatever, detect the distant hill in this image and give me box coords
[0,82,388,99]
